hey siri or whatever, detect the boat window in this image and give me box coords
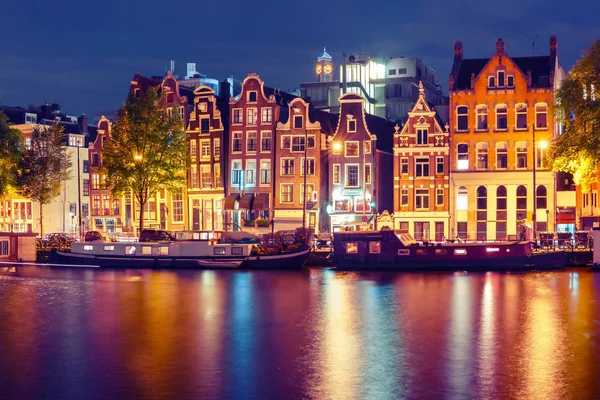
[435,248,447,255]
[160,246,169,255]
[103,245,115,251]
[83,245,93,251]
[346,242,358,254]
[454,249,467,255]
[214,247,226,255]
[142,246,152,255]
[200,232,209,240]
[416,249,428,255]
[398,249,410,256]
[193,232,201,240]
[125,245,136,255]
[486,247,500,252]
[369,241,381,253]
[232,247,244,256]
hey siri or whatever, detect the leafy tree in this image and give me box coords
[549,40,600,198]
[0,111,23,195]
[101,86,187,233]
[16,122,72,236]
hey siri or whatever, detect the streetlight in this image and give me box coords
[532,121,548,242]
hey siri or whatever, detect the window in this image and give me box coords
[92,174,100,190]
[201,165,212,188]
[92,153,99,167]
[25,138,31,151]
[498,71,505,87]
[281,158,294,175]
[294,115,303,129]
[260,160,271,185]
[516,142,528,168]
[346,165,359,187]
[497,186,507,221]
[457,144,469,170]
[248,91,257,102]
[536,145,547,169]
[507,76,514,87]
[436,188,444,206]
[190,140,197,161]
[477,186,487,211]
[214,138,220,157]
[365,164,372,184]
[536,185,547,209]
[200,139,210,158]
[476,142,488,170]
[516,104,528,129]
[281,135,291,150]
[172,190,183,222]
[190,165,198,188]
[201,118,210,133]
[214,163,221,185]
[307,135,316,149]
[247,108,257,125]
[83,160,89,173]
[496,142,508,169]
[457,106,469,131]
[262,108,272,123]
[245,160,256,186]
[333,164,341,184]
[233,109,243,124]
[300,183,315,204]
[488,76,496,88]
[457,186,468,210]
[348,119,356,132]
[417,129,428,145]
[232,132,242,152]
[401,188,409,206]
[415,189,429,209]
[231,160,242,186]
[516,185,527,213]
[292,136,306,152]
[388,69,396,75]
[83,180,90,196]
[535,103,548,129]
[476,105,488,130]
[281,184,293,203]
[301,158,315,176]
[261,131,272,151]
[399,68,407,74]
[346,242,358,253]
[436,157,444,174]
[247,132,257,152]
[363,140,371,154]
[401,158,409,174]
[496,105,508,130]
[345,141,359,157]
[415,157,430,177]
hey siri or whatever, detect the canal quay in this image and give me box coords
[1,265,600,399]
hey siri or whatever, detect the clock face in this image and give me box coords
[324,64,332,74]
[316,64,322,74]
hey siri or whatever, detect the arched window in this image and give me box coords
[457,143,469,170]
[457,106,468,131]
[496,186,507,240]
[535,103,548,129]
[457,186,468,210]
[477,186,487,210]
[496,104,508,130]
[477,186,487,240]
[536,185,547,209]
[496,142,508,169]
[516,103,528,129]
[476,105,488,130]
[516,141,528,169]
[516,185,527,219]
[476,142,488,169]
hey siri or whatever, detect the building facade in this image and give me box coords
[449,37,564,240]
[393,81,451,241]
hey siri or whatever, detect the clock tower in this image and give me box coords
[316,47,333,82]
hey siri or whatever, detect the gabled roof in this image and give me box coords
[318,47,332,60]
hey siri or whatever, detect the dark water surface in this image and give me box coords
[1,265,600,399]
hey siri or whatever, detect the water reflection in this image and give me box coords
[1,267,600,398]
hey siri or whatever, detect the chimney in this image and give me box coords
[220,79,231,100]
[77,114,88,134]
[342,52,347,94]
[450,41,463,90]
[550,36,558,75]
[496,38,505,56]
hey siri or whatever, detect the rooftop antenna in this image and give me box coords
[526,34,538,54]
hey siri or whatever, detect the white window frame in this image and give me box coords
[345,164,359,188]
[476,105,488,131]
[200,139,211,159]
[231,160,242,186]
[456,105,469,131]
[516,141,528,169]
[495,104,508,131]
[300,157,316,176]
[333,164,341,184]
[496,142,508,170]
[232,132,243,153]
[280,183,294,203]
[261,131,272,152]
[515,103,528,130]
[457,143,469,170]
[232,108,243,124]
[281,158,294,176]
[535,103,548,129]
[476,142,488,170]
[261,107,272,123]
[246,131,257,153]
[260,160,271,186]
[247,108,257,126]
[344,141,359,157]
[245,159,256,187]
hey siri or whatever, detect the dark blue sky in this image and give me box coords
[1,0,598,122]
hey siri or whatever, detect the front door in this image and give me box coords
[9,236,18,261]
[160,204,166,229]
[193,207,200,231]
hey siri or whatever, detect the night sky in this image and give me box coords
[1,0,598,122]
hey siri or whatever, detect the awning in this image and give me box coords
[556,207,575,223]
[224,193,240,210]
[238,193,254,210]
[342,188,364,197]
[253,194,270,210]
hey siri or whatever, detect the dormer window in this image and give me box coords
[498,71,505,87]
[488,77,495,88]
[248,91,257,102]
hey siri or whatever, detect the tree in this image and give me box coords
[548,40,600,197]
[16,122,72,236]
[0,111,23,196]
[101,86,188,233]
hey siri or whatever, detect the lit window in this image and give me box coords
[260,160,271,185]
[245,160,256,186]
[477,142,488,170]
[333,164,341,184]
[457,144,469,170]
[346,242,358,254]
[496,105,508,130]
[247,108,257,125]
[301,158,315,176]
[476,105,488,130]
[457,186,468,210]
[261,108,272,123]
[281,183,294,203]
[345,141,359,157]
[200,139,210,158]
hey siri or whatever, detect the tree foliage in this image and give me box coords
[549,40,600,192]
[0,112,23,195]
[17,122,72,236]
[101,86,188,232]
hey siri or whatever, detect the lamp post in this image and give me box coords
[532,122,547,242]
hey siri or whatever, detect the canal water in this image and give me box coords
[1,265,599,399]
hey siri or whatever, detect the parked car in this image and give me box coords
[139,229,176,242]
[84,231,105,242]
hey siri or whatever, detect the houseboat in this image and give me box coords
[49,231,309,269]
[332,229,565,271]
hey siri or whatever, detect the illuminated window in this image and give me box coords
[201,164,211,188]
[363,140,371,154]
[231,160,242,186]
[537,146,547,169]
[200,139,210,158]
[344,141,359,157]
[495,104,508,130]
[247,108,257,125]
[516,104,528,129]
[476,105,488,130]
[401,158,409,174]
[300,183,315,204]
[496,142,508,169]
[333,164,341,184]
[189,140,197,161]
[516,142,528,168]
[260,160,271,185]
[476,142,488,170]
[246,132,257,152]
[261,131,272,151]
[214,138,220,157]
[172,190,183,222]
[346,242,358,254]
[281,183,293,203]
[190,165,198,188]
[245,160,256,186]
[233,109,243,124]
[457,143,469,170]
[369,241,381,253]
[535,103,548,129]
[457,106,468,131]
[457,186,468,210]
[261,108,272,123]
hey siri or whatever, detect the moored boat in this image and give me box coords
[332,229,565,271]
